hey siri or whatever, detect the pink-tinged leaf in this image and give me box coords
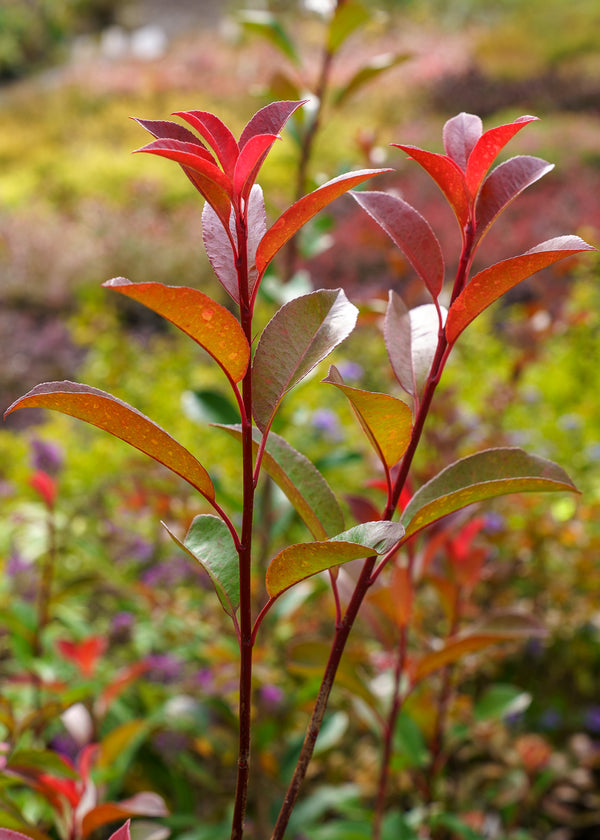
[446,236,596,344]
[165,515,239,616]
[202,184,266,303]
[82,794,167,838]
[351,190,445,299]
[0,832,37,840]
[393,145,470,231]
[174,110,239,176]
[465,115,538,196]
[233,133,279,201]
[107,824,131,840]
[474,156,554,245]
[255,169,389,276]
[238,100,305,150]
[384,291,414,398]
[4,383,215,500]
[443,112,482,172]
[217,425,345,539]
[266,521,404,598]
[103,279,249,384]
[401,447,577,540]
[252,289,358,432]
[413,612,545,683]
[409,304,447,390]
[323,366,412,468]
[133,118,206,146]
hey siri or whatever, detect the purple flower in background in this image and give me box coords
[584,706,600,733]
[311,409,343,442]
[7,549,29,577]
[260,683,284,708]
[538,708,562,731]
[194,668,215,692]
[146,653,183,683]
[336,361,363,382]
[30,438,64,475]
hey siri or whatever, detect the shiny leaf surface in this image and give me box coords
[323,366,412,468]
[401,447,577,539]
[104,279,249,384]
[252,289,358,431]
[4,383,215,500]
[266,521,405,598]
[255,169,389,276]
[351,190,445,298]
[166,515,239,616]
[446,236,596,343]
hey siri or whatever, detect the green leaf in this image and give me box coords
[103,280,250,384]
[165,515,239,616]
[446,236,596,344]
[7,749,78,778]
[474,683,532,722]
[183,389,240,425]
[4,382,215,500]
[216,425,344,539]
[252,289,358,432]
[266,521,404,598]
[327,0,370,53]
[333,52,410,107]
[255,169,389,277]
[413,613,546,682]
[401,447,577,539]
[323,366,412,468]
[238,10,300,65]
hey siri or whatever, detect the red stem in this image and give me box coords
[231,213,256,840]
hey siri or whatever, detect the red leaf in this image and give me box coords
[133,138,232,227]
[446,236,596,343]
[174,110,239,176]
[29,471,57,509]
[103,279,250,384]
[351,190,445,298]
[233,133,279,200]
[255,169,389,276]
[238,99,305,149]
[108,823,131,840]
[57,637,107,678]
[474,156,554,245]
[393,145,470,231]
[4,382,215,500]
[465,116,537,196]
[442,112,482,171]
[134,138,230,193]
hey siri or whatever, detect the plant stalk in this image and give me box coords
[231,215,256,840]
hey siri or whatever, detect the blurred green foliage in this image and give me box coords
[0,0,120,81]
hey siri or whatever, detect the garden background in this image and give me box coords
[1,1,600,838]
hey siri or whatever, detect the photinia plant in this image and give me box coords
[3,101,595,840]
